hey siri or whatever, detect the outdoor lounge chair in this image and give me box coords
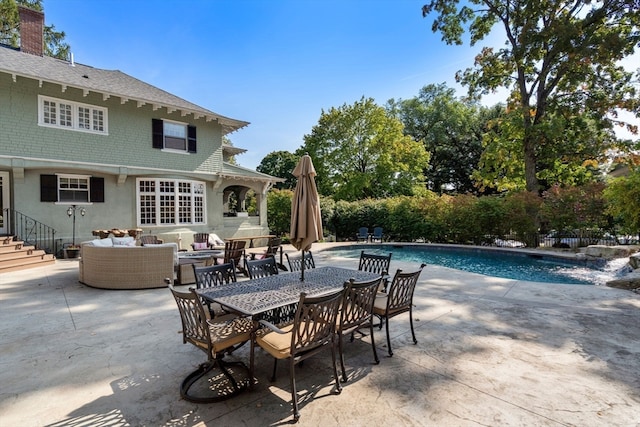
[371,227,383,243]
[169,284,252,403]
[249,237,286,270]
[356,227,369,242]
[337,276,382,381]
[139,235,163,245]
[250,289,343,422]
[373,263,425,357]
[215,240,247,275]
[192,233,225,251]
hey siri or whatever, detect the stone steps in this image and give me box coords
[0,236,57,273]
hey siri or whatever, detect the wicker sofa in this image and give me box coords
[79,238,176,290]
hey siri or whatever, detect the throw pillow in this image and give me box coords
[192,241,209,250]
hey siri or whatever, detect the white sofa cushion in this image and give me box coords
[88,238,114,247]
[112,236,136,247]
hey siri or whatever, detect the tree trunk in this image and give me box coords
[523,134,539,193]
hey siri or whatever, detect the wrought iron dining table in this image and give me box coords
[196,266,381,318]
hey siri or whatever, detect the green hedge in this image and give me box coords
[267,184,624,246]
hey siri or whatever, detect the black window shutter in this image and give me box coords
[187,125,197,153]
[90,177,105,202]
[152,118,164,149]
[40,174,57,202]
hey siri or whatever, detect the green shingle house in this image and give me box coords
[0,7,279,255]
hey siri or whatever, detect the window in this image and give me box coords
[137,178,205,226]
[40,174,104,203]
[152,119,196,153]
[59,175,89,203]
[38,95,107,134]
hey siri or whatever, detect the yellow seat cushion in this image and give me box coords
[207,315,253,354]
[372,294,388,315]
[256,324,295,360]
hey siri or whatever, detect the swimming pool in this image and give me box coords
[323,244,623,285]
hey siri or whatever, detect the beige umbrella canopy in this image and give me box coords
[290,154,322,280]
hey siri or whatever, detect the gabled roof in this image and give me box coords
[0,46,249,135]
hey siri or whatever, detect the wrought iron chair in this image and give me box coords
[250,290,344,422]
[245,256,279,279]
[371,227,384,243]
[192,261,237,317]
[169,284,253,403]
[139,235,163,245]
[373,263,425,357]
[356,227,369,242]
[358,250,392,292]
[337,276,382,382]
[285,251,315,272]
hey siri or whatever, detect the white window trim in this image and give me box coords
[38,95,109,135]
[161,119,189,153]
[136,178,206,227]
[55,173,91,204]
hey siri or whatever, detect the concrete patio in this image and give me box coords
[1,243,639,426]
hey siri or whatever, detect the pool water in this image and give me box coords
[325,244,626,285]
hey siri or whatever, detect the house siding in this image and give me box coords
[0,74,225,173]
[1,45,275,251]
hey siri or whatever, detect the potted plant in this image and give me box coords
[64,245,81,259]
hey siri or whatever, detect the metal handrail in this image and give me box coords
[2,208,57,255]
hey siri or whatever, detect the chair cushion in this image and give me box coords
[256,324,294,359]
[207,315,253,354]
[372,294,388,315]
[209,234,225,247]
[88,238,113,247]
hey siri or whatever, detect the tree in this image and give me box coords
[256,151,298,190]
[604,168,640,236]
[388,83,499,194]
[301,96,430,201]
[266,189,293,237]
[0,0,70,59]
[422,0,640,193]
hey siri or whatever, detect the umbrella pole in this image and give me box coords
[301,250,305,281]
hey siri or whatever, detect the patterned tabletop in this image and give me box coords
[197,266,380,316]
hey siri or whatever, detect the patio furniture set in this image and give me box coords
[77,233,281,290]
[169,249,425,422]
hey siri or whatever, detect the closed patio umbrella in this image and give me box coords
[290,154,322,281]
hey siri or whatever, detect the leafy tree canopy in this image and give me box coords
[388,83,501,194]
[300,96,430,201]
[422,0,640,193]
[256,150,298,190]
[0,0,70,59]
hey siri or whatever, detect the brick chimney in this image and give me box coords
[18,6,44,56]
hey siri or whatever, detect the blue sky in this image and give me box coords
[44,0,492,169]
[44,0,637,170]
